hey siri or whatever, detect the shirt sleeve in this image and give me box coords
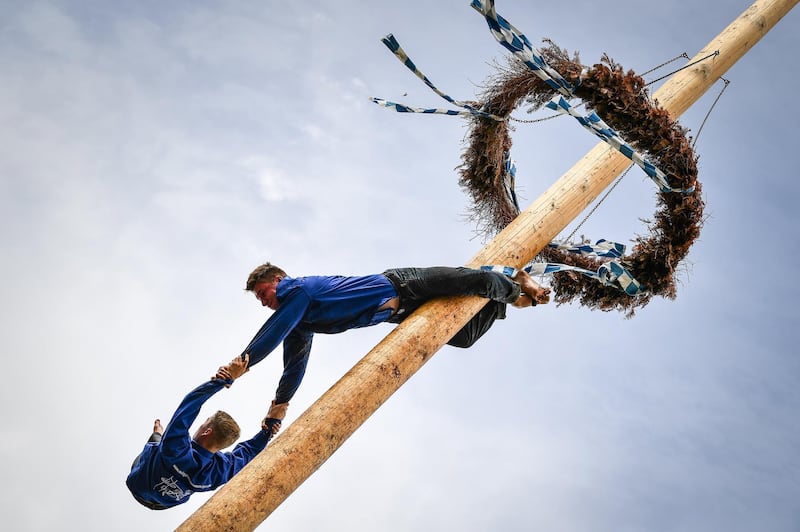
[242,285,311,367]
[274,327,314,404]
[159,379,227,460]
[202,421,282,488]
[211,429,273,484]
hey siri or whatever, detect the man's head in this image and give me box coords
[193,411,241,452]
[246,262,287,310]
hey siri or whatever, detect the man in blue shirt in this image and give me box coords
[126,354,281,510]
[234,263,550,426]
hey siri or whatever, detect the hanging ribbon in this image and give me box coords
[472,0,691,194]
[546,96,694,193]
[371,34,505,121]
[548,239,625,258]
[470,0,574,96]
[481,260,643,296]
[502,151,521,213]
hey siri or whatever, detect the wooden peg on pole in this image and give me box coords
[178,1,798,530]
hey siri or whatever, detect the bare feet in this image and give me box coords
[512,269,551,307]
[153,419,164,435]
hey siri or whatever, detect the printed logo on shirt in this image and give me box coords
[154,475,190,501]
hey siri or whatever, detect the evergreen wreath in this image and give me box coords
[459,40,704,317]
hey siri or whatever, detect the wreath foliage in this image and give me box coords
[458,40,704,317]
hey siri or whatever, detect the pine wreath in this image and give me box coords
[459,41,704,317]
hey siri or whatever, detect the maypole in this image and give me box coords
[177,1,798,530]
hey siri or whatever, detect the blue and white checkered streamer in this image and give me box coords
[470,0,574,97]
[597,260,642,296]
[546,96,694,194]
[370,98,477,117]
[503,151,521,213]
[548,239,625,258]
[481,259,643,296]
[372,34,505,121]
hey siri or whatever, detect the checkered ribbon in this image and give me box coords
[481,260,643,296]
[370,34,504,121]
[503,151,521,213]
[473,0,691,194]
[548,239,625,258]
[470,0,574,97]
[546,96,694,193]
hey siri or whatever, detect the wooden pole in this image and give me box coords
[178,1,797,530]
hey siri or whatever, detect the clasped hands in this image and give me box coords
[214,353,250,385]
[212,353,283,436]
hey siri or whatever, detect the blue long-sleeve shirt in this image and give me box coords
[242,274,398,404]
[126,379,275,509]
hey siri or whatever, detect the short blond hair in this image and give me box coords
[208,411,240,449]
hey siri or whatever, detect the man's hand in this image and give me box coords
[214,353,250,386]
[267,400,289,420]
[262,418,282,436]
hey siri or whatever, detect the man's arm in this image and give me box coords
[274,328,313,404]
[210,418,283,486]
[241,287,311,367]
[260,328,314,429]
[159,356,250,460]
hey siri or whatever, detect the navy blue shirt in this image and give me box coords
[242,274,398,403]
[126,379,274,509]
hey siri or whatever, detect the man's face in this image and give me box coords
[253,278,282,310]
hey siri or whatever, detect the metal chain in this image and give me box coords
[563,164,634,243]
[692,77,730,148]
[646,50,720,86]
[640,52,689,77]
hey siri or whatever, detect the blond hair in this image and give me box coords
[208,411,240,449]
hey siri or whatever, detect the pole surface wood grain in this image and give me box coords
[177,1,798,530]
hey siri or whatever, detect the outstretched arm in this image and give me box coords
[241,288,311,367]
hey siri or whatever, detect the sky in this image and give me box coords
[1,0,799,530]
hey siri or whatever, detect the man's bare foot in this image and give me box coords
[153,419,164,435]
[512,294,534,308]
[513,269,551,306]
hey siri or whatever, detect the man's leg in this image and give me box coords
[384,266,520,304]
[148,419,164,443]
[131,419,164,470]
[383,266,548,348]
[447,300,506,348]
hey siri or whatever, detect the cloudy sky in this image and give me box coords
[2,0,799,530]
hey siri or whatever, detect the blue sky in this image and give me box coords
[1,1,799,530]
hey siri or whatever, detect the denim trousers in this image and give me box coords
[382,266,520,348]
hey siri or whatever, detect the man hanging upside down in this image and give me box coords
[126,355,282,510]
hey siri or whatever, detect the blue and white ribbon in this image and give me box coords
[371,34,505,121]
[502,151,521,213]
[470,0,574,97]
[545,96,694,193]
[472,0,692,195]
[548,239,625,258]
[481,260,643,296]
[371,98,478,117]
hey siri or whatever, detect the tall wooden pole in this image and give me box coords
[178,1,797,530]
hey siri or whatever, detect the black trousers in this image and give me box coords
[382,266,519,348]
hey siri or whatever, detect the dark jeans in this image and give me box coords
[382,266,520,348]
